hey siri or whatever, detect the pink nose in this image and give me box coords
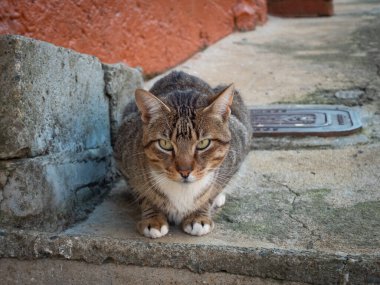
[178,169,191,178]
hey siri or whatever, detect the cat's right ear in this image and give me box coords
[135,89,171,123]
[203,84,234,122]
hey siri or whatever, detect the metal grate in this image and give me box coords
[249,105,362,137]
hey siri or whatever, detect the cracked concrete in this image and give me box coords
[1,0,380,284]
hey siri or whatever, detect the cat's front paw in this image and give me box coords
[182,216,214,236]
[137,217,169,239]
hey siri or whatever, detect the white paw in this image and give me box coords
[213,193,226,208]
[143,225,169,239]
[184,222,212,236]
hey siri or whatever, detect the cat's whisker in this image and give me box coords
[124,196,141,208]
[128,152,146,158]
[213,174,249,191]
[123,168,158,178]
[220,183,248,193]
[137,172,170,197]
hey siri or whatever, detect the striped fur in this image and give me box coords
[114,71,251,238]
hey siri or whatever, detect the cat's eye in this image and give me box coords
[196,139,211,150]
[158,139,174,151]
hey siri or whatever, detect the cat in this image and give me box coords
[114,71,251,238]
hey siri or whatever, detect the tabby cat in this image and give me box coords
[114,71,251,238]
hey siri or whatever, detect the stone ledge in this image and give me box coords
[0,228,378,284]
[0,148,112,231]
[0,258,307,285]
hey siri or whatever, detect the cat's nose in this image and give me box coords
[176,160,193,179]
[179,169,191,179]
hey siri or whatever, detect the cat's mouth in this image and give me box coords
[179,175,196,184]
[176,171,213,184]
[181,177,192,184]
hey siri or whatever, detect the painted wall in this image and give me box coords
[268,0,333,17]
[0,0,267,75]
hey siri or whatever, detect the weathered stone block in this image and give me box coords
[0,35,114,231]
[0,35,110,159]
[0,148,111,231]
[102,63,143,145]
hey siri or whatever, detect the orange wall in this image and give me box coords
[0,0,267,75]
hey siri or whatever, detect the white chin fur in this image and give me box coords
[151,171,214,224]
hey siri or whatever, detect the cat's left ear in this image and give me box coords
[203,84,234,121]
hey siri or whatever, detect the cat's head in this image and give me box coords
[135,85,234,184]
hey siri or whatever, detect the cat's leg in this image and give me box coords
[182,204,214,236]
[212,192,226,208]
[137,201,169,239]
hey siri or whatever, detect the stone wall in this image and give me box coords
[0,35,143,231]
[0,0,267,75]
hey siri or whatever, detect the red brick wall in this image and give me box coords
[0,0,267,75]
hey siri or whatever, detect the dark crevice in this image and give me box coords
[262,174,322,246]
[376,64,380,77]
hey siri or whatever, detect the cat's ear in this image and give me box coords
[135,89,171,123]
[203,84,234,121]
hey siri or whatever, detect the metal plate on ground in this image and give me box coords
[249,105,362,137]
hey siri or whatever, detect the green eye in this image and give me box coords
[158,139,174,151]
[196,139,211,150]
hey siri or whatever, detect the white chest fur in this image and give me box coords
[151,171,213,224]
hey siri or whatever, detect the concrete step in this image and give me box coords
[0,258,307,285]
